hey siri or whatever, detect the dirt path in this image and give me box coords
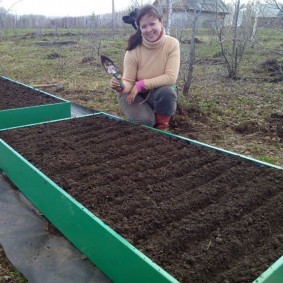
[1,115,282,283]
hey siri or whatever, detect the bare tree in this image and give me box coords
[0,0,24,30]
[182,3,201,96]
[112,0,115,38]
[166,0,173,35]
[0,0,23,76]
[266,0,283,12]
[1,0,23,13]
[177,0,229,95]
[131,0,144,7]
[251,0,283,81]
[181,0,207,96]
[250,5,258,48]
[214,0,253,79]
[252,0,283,55]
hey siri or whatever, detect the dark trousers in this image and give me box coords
[117,85,178,126]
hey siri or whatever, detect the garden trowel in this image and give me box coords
[100,55,124,89]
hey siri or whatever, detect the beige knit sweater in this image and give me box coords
[121,32,180,94]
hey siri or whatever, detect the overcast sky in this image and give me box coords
[1,0,147,17]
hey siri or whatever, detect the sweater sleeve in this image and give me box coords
[120,50,137,94]
[144,39,180,90]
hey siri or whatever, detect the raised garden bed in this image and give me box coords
[0,76,70,129]
[0,114,282,283]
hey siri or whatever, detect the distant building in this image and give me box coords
[152,0,229,28]
[253,3,283,28]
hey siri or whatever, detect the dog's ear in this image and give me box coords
[122,15,132,24]
[122,9,139,30]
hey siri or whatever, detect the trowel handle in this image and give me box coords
[113,72,124,89]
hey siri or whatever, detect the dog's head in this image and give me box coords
[122,8,139,30]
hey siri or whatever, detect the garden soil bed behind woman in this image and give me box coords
[0,115,282,283]
[0,77,62,110]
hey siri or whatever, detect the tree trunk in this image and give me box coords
[182,7,198,96]
[250,16,258,48]
[166,0,172,35]
[230,0,241,78]
[112,0,115,39]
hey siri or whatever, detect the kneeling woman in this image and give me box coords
[111,4,180,131]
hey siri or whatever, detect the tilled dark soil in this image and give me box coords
[0,77,61,110]
[1,115,283,283]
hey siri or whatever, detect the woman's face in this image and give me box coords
[139,14,163,42]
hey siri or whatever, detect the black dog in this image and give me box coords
[122,8,139,30]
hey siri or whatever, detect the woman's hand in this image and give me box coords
[126,85,138,104]
[110,76,123,92]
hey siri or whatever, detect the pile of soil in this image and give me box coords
[0,115,282,283]
[0,77,61,110]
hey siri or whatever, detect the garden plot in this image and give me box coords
[0,76,70,129]
[0,114,282,283]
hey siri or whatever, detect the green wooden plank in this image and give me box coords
[0,139,179,283]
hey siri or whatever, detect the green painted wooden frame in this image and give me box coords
[0,113,282,283]
[0,76,71,130]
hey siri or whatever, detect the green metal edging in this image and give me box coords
[0,102,71,130]
[0,139,179,283]
[0,76,71,130]
[142,125,283,170]
[0,112,103,132]
[252,256,283,283]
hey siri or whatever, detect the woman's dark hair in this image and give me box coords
[126,4,163,51]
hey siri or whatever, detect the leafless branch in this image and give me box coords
[5,0,24,13]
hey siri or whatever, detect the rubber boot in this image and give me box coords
[154,114,171,131]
